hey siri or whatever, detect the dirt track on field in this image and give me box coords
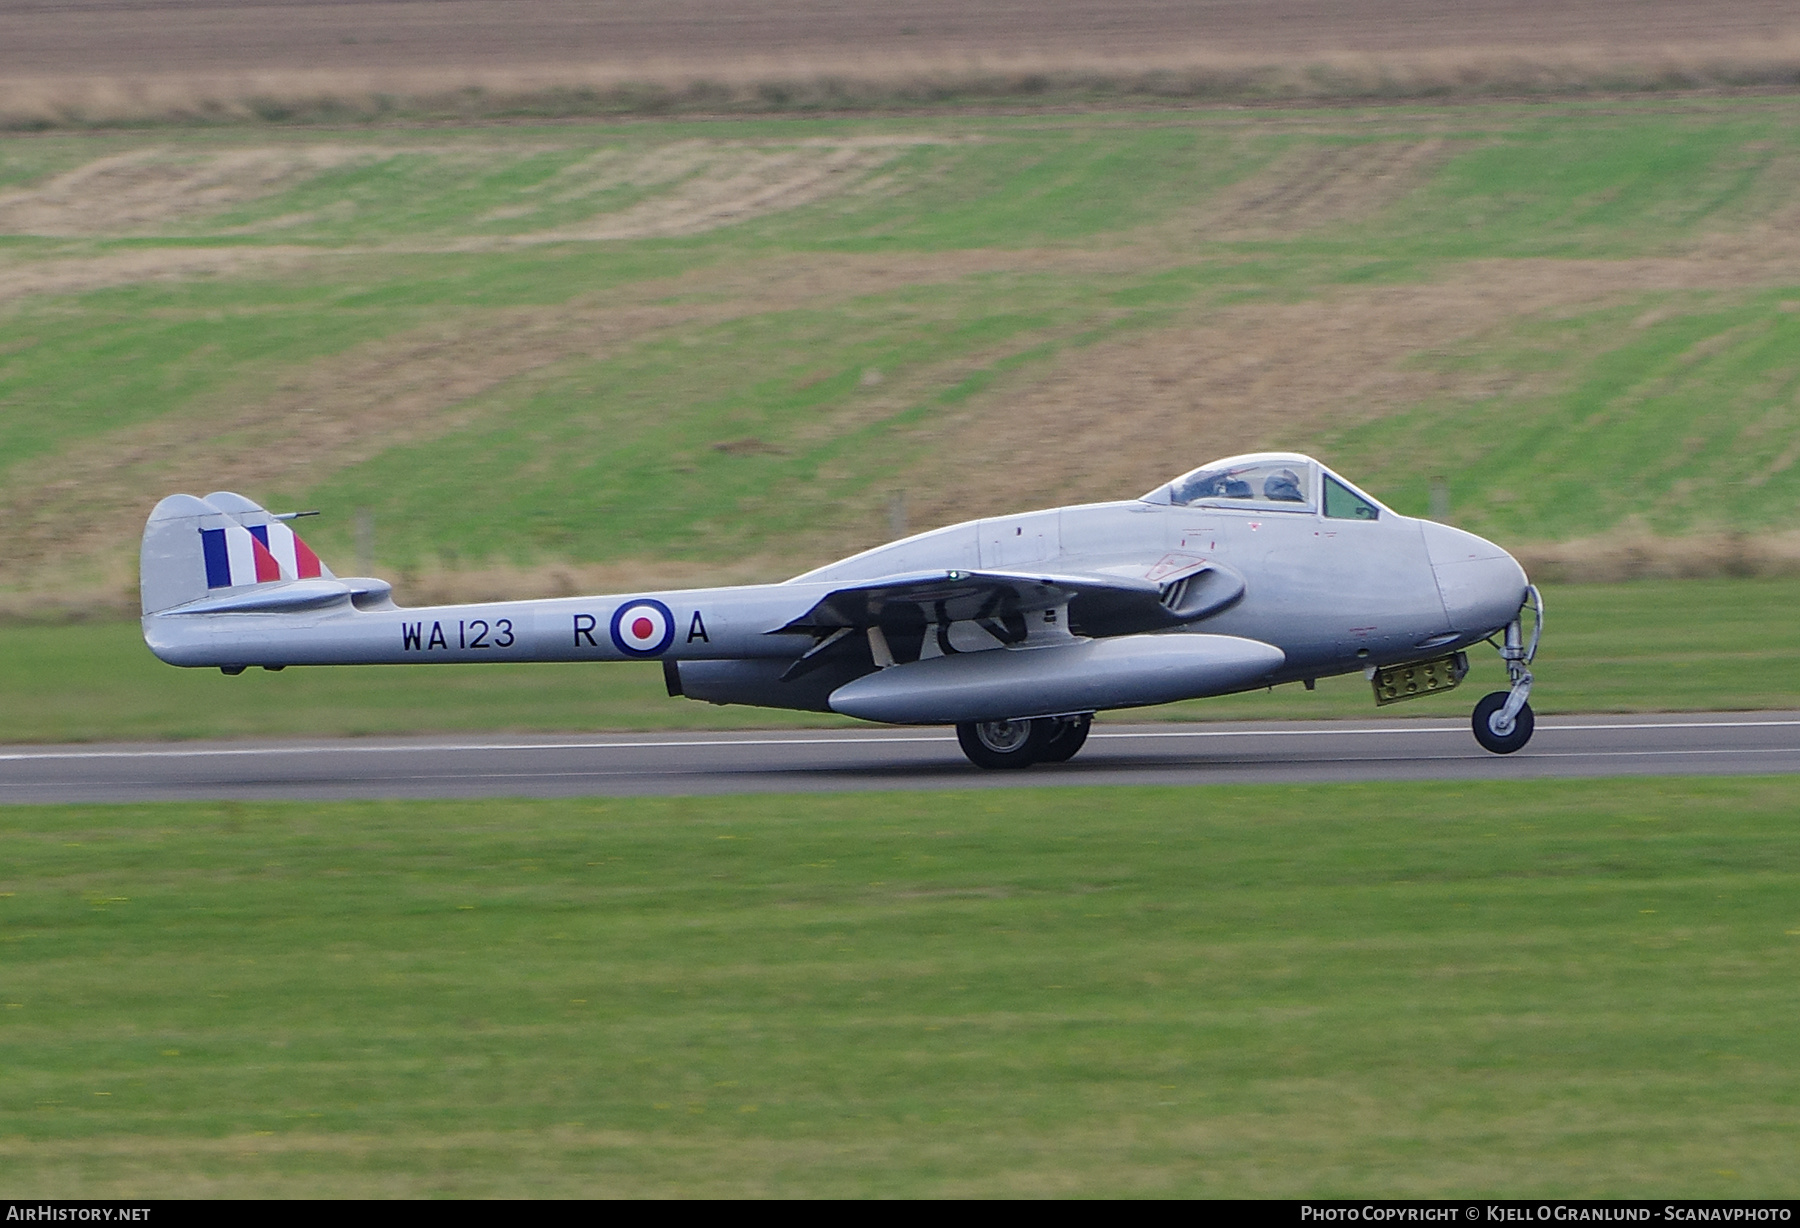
[0,136,949,240]
[2,1,1797,78]
[0,145,398,236]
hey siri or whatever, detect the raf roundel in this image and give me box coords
[609,599,676,658]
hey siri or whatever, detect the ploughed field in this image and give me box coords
[2,0,1794,76]
[4,780,1797,1196]
[1,0,1797,124]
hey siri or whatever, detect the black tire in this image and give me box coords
[957,718,1054,770]
[1471,691,1534,754]
[1036,714,1093,764]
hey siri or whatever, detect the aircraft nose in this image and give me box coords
[1419,521,1528,634]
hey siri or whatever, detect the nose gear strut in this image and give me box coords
[1472,585,1542,755]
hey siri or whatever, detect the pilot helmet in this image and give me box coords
[1263,468,1304,502]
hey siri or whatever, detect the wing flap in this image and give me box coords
[774,565,1240,639]
[775,568,1165,635]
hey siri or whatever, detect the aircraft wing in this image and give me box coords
[773,565,1241,640]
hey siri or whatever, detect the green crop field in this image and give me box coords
[3,576,1797,743]
[3,780,1797,1196]
[3,98,1800,626]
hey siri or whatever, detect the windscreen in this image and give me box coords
[1169,461,1311,509]
[1323,474,1380,520]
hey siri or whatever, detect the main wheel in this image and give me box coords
[957,718,1054,770]
[1471,691,1535,754]
[1036,714,1093,764]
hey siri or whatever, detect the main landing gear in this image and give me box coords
[1472,585,1542,755]
[957,714,1093,769]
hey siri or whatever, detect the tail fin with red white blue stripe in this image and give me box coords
[196,491,330,588]
[140,491,336,615]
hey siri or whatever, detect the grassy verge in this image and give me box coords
[3,577,1795,743]
[3,779,1796,1196]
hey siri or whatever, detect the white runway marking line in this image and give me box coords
[1531,746,1800,759]
[1091,719,1800,739]
[2,717,1797,763]
[0,735,957,761]
[10,745,1800,795]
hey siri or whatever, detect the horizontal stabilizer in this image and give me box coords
[157,576,394,616]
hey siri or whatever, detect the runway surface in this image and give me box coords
[4,712,1799,803]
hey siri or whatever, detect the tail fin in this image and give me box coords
[140,492,335,615]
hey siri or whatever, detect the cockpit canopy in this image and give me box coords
[1141,452,1384,520]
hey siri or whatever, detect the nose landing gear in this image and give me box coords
[1472,585,1542,755]
[956,713,1093,769]
[1472,689,1535,754]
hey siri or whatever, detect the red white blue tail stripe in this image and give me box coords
[200,522,323,589]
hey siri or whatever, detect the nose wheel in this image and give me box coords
[1472,585,1541,755]
[1472,690,1535,754]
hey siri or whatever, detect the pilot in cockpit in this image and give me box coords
[1263,468,1305,502]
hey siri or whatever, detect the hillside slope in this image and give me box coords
[3,101,1799,615]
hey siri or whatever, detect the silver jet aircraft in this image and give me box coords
[139,452,1542,769]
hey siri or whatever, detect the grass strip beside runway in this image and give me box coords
[3,778,1796,1196]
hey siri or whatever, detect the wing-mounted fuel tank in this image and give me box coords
[826,632,1285,724]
